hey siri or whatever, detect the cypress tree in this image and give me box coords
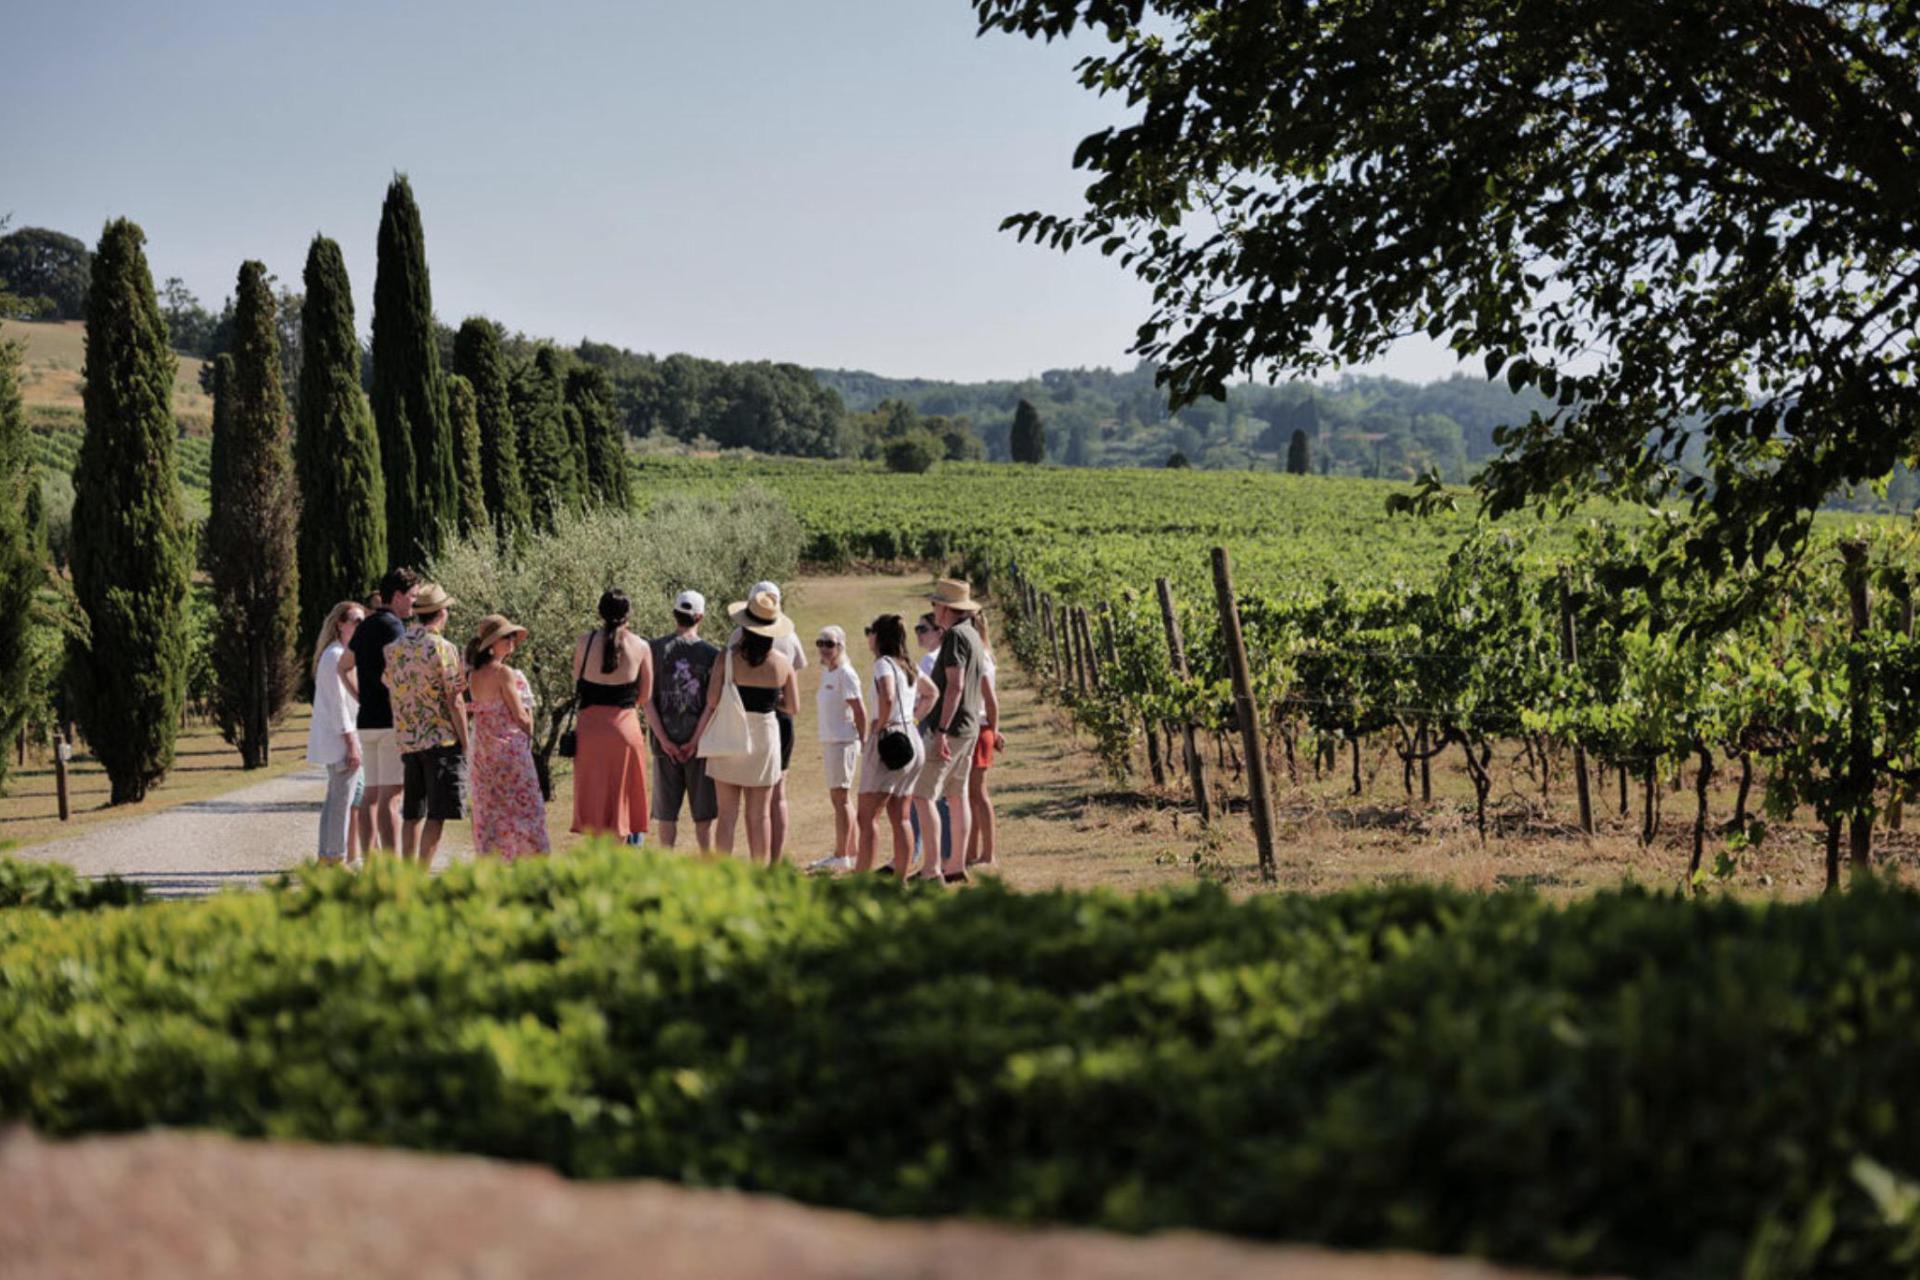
[295,235,385,654]
[562,402,590,510]
[567,365,630,510]
[205,354,234,520]
[69,219,193,804]
[207,261,300,769]
[451,318,529,540]
[0,332,41,792]
[1010,398,1046,463]
[1287,427,1312,475]
[512,346,575,530]
[1064,422,1091,467]
[371,175,454,564]
[447,373,490,538]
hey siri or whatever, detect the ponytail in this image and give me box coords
[597,588,631,675]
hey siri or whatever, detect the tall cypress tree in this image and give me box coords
[207,261,300,769]
[451,318,528,540]
[447,373,490,539]
[69,219,192,803]
[1010,398,1046,463]
[561,401,591,510]
[512,345,575,531]
[0,332,42,792]
[295,235,385,653]
[566,365,630,510]
[1287,427,1312,475]
[371,175,454,564]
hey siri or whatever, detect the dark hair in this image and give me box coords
[739,630,774,666]
[379,566,420,601]
[672,609,700,630]
[918,611,939,630]
[868,614,909,663]
[464,637,497,672]
[598,589,631,675]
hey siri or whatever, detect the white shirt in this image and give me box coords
[871,657,917,731]
[816,661,863,742]
[917,652,937,679]
[306,642,359,766]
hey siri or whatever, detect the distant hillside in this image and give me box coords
[812,362,1554,481]
[3,319,213,432]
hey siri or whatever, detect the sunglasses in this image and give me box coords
[914,624,937,634]
[815,640,839,649]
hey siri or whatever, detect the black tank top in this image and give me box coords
[577,631,639,709]
[738,684,780,713]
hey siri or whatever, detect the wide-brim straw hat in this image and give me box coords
[412,583,457,615]
[927,578,982,613]
[471,613,528,652]
[729,587,795,638]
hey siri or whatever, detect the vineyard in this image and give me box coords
[642,457,1917,889]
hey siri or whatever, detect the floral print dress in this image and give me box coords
[471,668,550,859]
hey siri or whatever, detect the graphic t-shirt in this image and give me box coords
[349,609,406,730]
[816,662,863,742]
[383,626,462,754]
[650,631,720,746]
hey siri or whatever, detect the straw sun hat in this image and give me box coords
[729,586,795,638]
[412,583,457,615]
[926,578,983,613]
[470,614,528,653]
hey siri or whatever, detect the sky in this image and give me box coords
[3,0,1465,384]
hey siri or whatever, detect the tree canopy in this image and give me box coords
[975,0,1920,570]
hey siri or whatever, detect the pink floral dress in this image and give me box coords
[471,668,550,859]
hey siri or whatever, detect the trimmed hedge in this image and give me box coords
[3,849,1920,1278]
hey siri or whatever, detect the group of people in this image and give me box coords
[303,570,1005,882]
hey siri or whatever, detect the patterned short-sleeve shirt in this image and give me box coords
[383,626,462,753]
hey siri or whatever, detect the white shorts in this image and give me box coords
[822,740,859,791]
[359,727,405,789]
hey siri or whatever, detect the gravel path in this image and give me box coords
[10,765,472,898]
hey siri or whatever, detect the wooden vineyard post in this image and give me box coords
[1111,599,1166,787]
[1895,583,1916,833]
[1076,607,1100,692]
[1559,572,1594,835]
[1211,548,1276,881]
[54,732,71,822]
[1070,607,1089,695]
[1156,577,1212,825]
[1042,595,1062,685]
[1842,539,1873,876]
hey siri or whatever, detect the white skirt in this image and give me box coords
[857,728,923,796]
[705,711,781,789]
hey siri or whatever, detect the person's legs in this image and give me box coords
[938,796,952,866]
[713,782,741,855]
[419,819,445,867]
[855,792,883,872]
[770,776,788,863]
[694,820,713,852]
[942,777,973,878]
[743,785,772,865]
[968,764,997,866]
[360,729,404,854]
[351,802,372,861]
[910,795,942,879]
[688,758,718,854]
[317,763,353,864]
[886,796,914,875]
[830,788,852,862]
[656,819,679,849]
[367,789,399,852]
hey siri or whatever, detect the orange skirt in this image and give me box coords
[570,705,650,838]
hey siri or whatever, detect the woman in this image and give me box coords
[305,600,366,866]
[466,614,550,860]
[809,625,867,873]
[571,589,654,844]
[693,587,797,864]
[908,611,948,872]
[856,614,936,875]
[965,610,1006,871]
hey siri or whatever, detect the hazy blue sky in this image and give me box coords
[4,0,1462,383]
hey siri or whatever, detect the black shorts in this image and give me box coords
[651,749,718,824]
[401,745,468,822]
[777,710,795,773]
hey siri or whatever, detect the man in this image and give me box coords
[645,589,721,852]
[337,568,418,855]
[909,611,950,872]
[911,579,986,882]
[382,582,468,868]
[730,579,808,862]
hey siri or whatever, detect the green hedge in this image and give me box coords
[3,849,1919,1278]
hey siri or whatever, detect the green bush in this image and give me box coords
[4,849,1920,1278]
[0,858,144,911]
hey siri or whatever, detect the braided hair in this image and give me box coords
[598,589,631,675]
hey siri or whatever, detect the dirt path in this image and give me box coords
[8,574,1186,896]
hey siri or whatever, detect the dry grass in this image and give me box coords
[2,319,213,431]
[0,711,315,851]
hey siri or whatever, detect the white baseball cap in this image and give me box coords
[750,580,783,605]
[673,589,706,615]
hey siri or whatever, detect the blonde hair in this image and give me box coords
[971,608,992,657]
[311,600,367,677]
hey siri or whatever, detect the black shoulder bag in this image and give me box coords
[558,632,588,759]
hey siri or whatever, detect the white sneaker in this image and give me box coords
[806,854,854,873]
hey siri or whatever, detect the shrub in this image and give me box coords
[883,434,937,474]
[4,851,1920,1278]
[0,858,143,911]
